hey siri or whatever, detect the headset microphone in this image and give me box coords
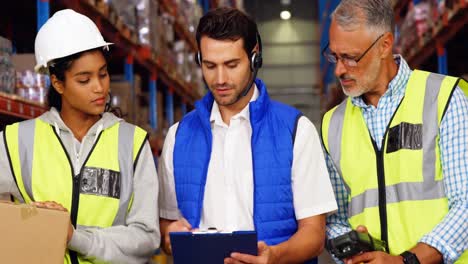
[239,62,259,99]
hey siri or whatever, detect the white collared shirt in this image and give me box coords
[159,86,337,231]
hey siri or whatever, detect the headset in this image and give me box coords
[195,32,263,100]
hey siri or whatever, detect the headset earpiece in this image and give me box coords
[195,52,201,66]
[250,52,263,72]
[249,32,263,72]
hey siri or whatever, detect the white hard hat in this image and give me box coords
[34,9,113,74]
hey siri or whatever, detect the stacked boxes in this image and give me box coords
[158,13,176,71]
[396,2,433,56]
[11,54,49,104]
[15,71,49,104]
[110,80,132,120]
[110,0,160,46]
[110,74,150,128]
[146,0,161,48]
[177,0,203,36]
[394,0,462,57]
[0,36,15,94]
[97,1,205,96]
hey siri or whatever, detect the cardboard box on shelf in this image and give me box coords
[10,53,35,72]
[110,81,132,121]
[132,98,154,134]
[15,70,49,104]
[0,37,15,93]
[135,92,150,128]
[95,0,110,17]
[178,0,203,37]
[11,54,49,103]
[110,74,144,123]
[134,74,142,96]
[0,202,69,264]
[153,15,168,53]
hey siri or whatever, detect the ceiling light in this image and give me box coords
[280,10,291,20]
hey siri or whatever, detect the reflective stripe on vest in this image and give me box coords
[4,119,147,263]
[322,70,468,260]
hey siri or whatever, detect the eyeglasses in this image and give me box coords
[322,34,384,67]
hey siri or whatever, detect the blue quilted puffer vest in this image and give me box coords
[174,79,312,257]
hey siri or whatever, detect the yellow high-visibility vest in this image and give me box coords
[322,70,468,262]
[4,119,147,264]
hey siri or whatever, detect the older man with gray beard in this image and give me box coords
[320,0,468,263]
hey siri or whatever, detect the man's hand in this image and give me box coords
[160,217,191,255]
[31,201,74,242]
[224,241,279,264]
[342,225,402,264]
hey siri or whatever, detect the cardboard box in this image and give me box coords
[10,54,36,72]
[0,202,69,264]
[110,81,132,122]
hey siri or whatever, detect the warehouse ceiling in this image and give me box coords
[243,0,322,124]
[244,0,318,22]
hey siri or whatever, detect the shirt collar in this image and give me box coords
[351,54,412,108]
[210,84,259,125]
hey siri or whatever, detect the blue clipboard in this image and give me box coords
[170,231,257,264]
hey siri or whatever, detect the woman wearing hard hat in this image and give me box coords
[0,9,159,263]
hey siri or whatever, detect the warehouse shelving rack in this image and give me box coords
[0,0,241,155]
[0,0,219,126]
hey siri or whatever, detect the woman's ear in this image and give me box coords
[50,75,64,94]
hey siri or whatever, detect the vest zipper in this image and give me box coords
[366,98,404,253]
[69,174,80,264]
[370,139,389,252]
[52,127,104,264]
[51,127,80,264]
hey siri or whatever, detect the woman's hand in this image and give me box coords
[31,201,74,242]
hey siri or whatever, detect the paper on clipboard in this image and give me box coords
[170,230,257,264]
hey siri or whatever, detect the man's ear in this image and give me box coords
[50,75,64,94]
[380,32,394,59]
[251,43,260,55]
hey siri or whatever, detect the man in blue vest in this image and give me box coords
[158,7,337,264]
[321,0,468,263]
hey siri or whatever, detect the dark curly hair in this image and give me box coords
[196,7,258,57]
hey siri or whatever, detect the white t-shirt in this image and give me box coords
[158,86,337,231]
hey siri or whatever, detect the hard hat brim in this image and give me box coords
[34,42,113,75]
